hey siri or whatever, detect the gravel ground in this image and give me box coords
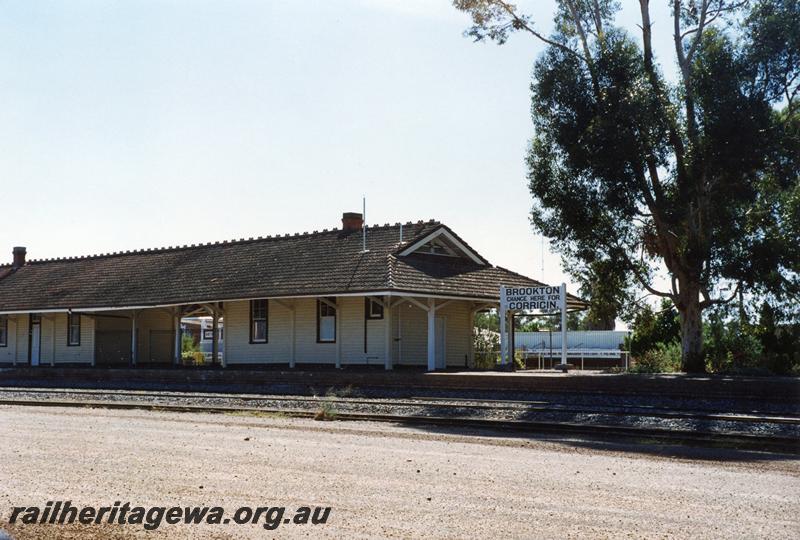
[0,388,797,439]
[0,405,798,539]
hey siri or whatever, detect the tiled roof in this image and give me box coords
[0,221,586,312]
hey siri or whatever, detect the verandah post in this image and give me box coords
[427,298,436,371]
[384,296,393,370]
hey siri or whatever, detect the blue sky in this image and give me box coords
[0,0,675,295]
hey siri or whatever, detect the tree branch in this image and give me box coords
[699,282,740,308]
[673,0,700,187]
[633,269,676,299]
[686,0,710,64]
[591,0,604,38]
[563,0,600,95]
[494,1,589,64]
[630,244,677,300]
[639,0,689,183]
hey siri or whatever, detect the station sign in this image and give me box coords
[499,283,569,369]
[501,285,564,312]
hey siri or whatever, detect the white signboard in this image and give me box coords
[501,286,564,312]
[500,283,569,370]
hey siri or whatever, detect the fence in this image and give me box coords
[474,330,631,370]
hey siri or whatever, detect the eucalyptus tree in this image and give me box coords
[454,0,799,371]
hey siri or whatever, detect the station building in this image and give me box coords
[0,212,584,371]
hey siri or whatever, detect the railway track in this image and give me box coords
[3,367,798,403]
[1,386,798,424]
[0,388,798,454]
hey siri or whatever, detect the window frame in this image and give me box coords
[0,315,7,347]
[365,297,384,320]
[67,313,81,347]
[249,299,269,344]
[419,239,458,257]
[316,298,337,343]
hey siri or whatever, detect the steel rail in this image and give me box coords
[0,387,797,425]
[0,396,798,454]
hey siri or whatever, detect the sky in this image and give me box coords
[0,0,676,297]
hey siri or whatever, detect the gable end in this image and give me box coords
[397,227,487,266]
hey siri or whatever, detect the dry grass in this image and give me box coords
[313,402,337,421]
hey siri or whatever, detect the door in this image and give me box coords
[148,330,173,364]
[95,331,132,365]
[29,314,41,366]
[435,317,446,369]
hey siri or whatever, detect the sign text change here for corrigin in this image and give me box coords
[501,286,564,312]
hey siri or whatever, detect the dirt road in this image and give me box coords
[1,405,797,539]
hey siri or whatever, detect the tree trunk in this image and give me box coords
[678,288,705,373]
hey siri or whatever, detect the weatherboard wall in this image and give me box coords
[225,299,293,364]
[53,313,95,364]
[0,296,475,368]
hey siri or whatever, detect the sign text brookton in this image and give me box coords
[501,286,564,312]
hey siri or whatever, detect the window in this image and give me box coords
[67,313,81,346]
[418,239,457,257]
[250,299,268,343]
[365,298,384,320]
[317,298,337,342]
[0,316,7,347]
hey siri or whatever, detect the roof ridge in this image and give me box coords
[9,219,441,266]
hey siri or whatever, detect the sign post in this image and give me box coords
[500,283,569,371]
[499,286,507,366]
[557,282,568,371]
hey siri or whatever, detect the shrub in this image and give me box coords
[314,401,337,421]
[472,326,500,369]
[624,299,681,358]
[754,303,800,375]
[181,351,206,366]
[182,333,199,354]
[705,332,764,374]
[513,350,526,370]
[703,310,764,374]
[629,342,682,373]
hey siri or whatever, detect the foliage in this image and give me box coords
[569,258,627,329]
[181,351,205,366]
[454,0,800,372]
[472,325,500,369]
[314,401,337,421]
[473,309,506,368]
[624,298,798,375]
[181,333,199,354]
[754,302,800,374]
[513,350,526,370]
[703,309,765,374]
[628,342,683,373]
[624,299,681,358]
[517,315,543,331]
[474,311,499,332]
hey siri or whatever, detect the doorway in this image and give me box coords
[29,314,41,366]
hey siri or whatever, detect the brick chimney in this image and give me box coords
[341,212,364,233]
[12,246,26,269]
